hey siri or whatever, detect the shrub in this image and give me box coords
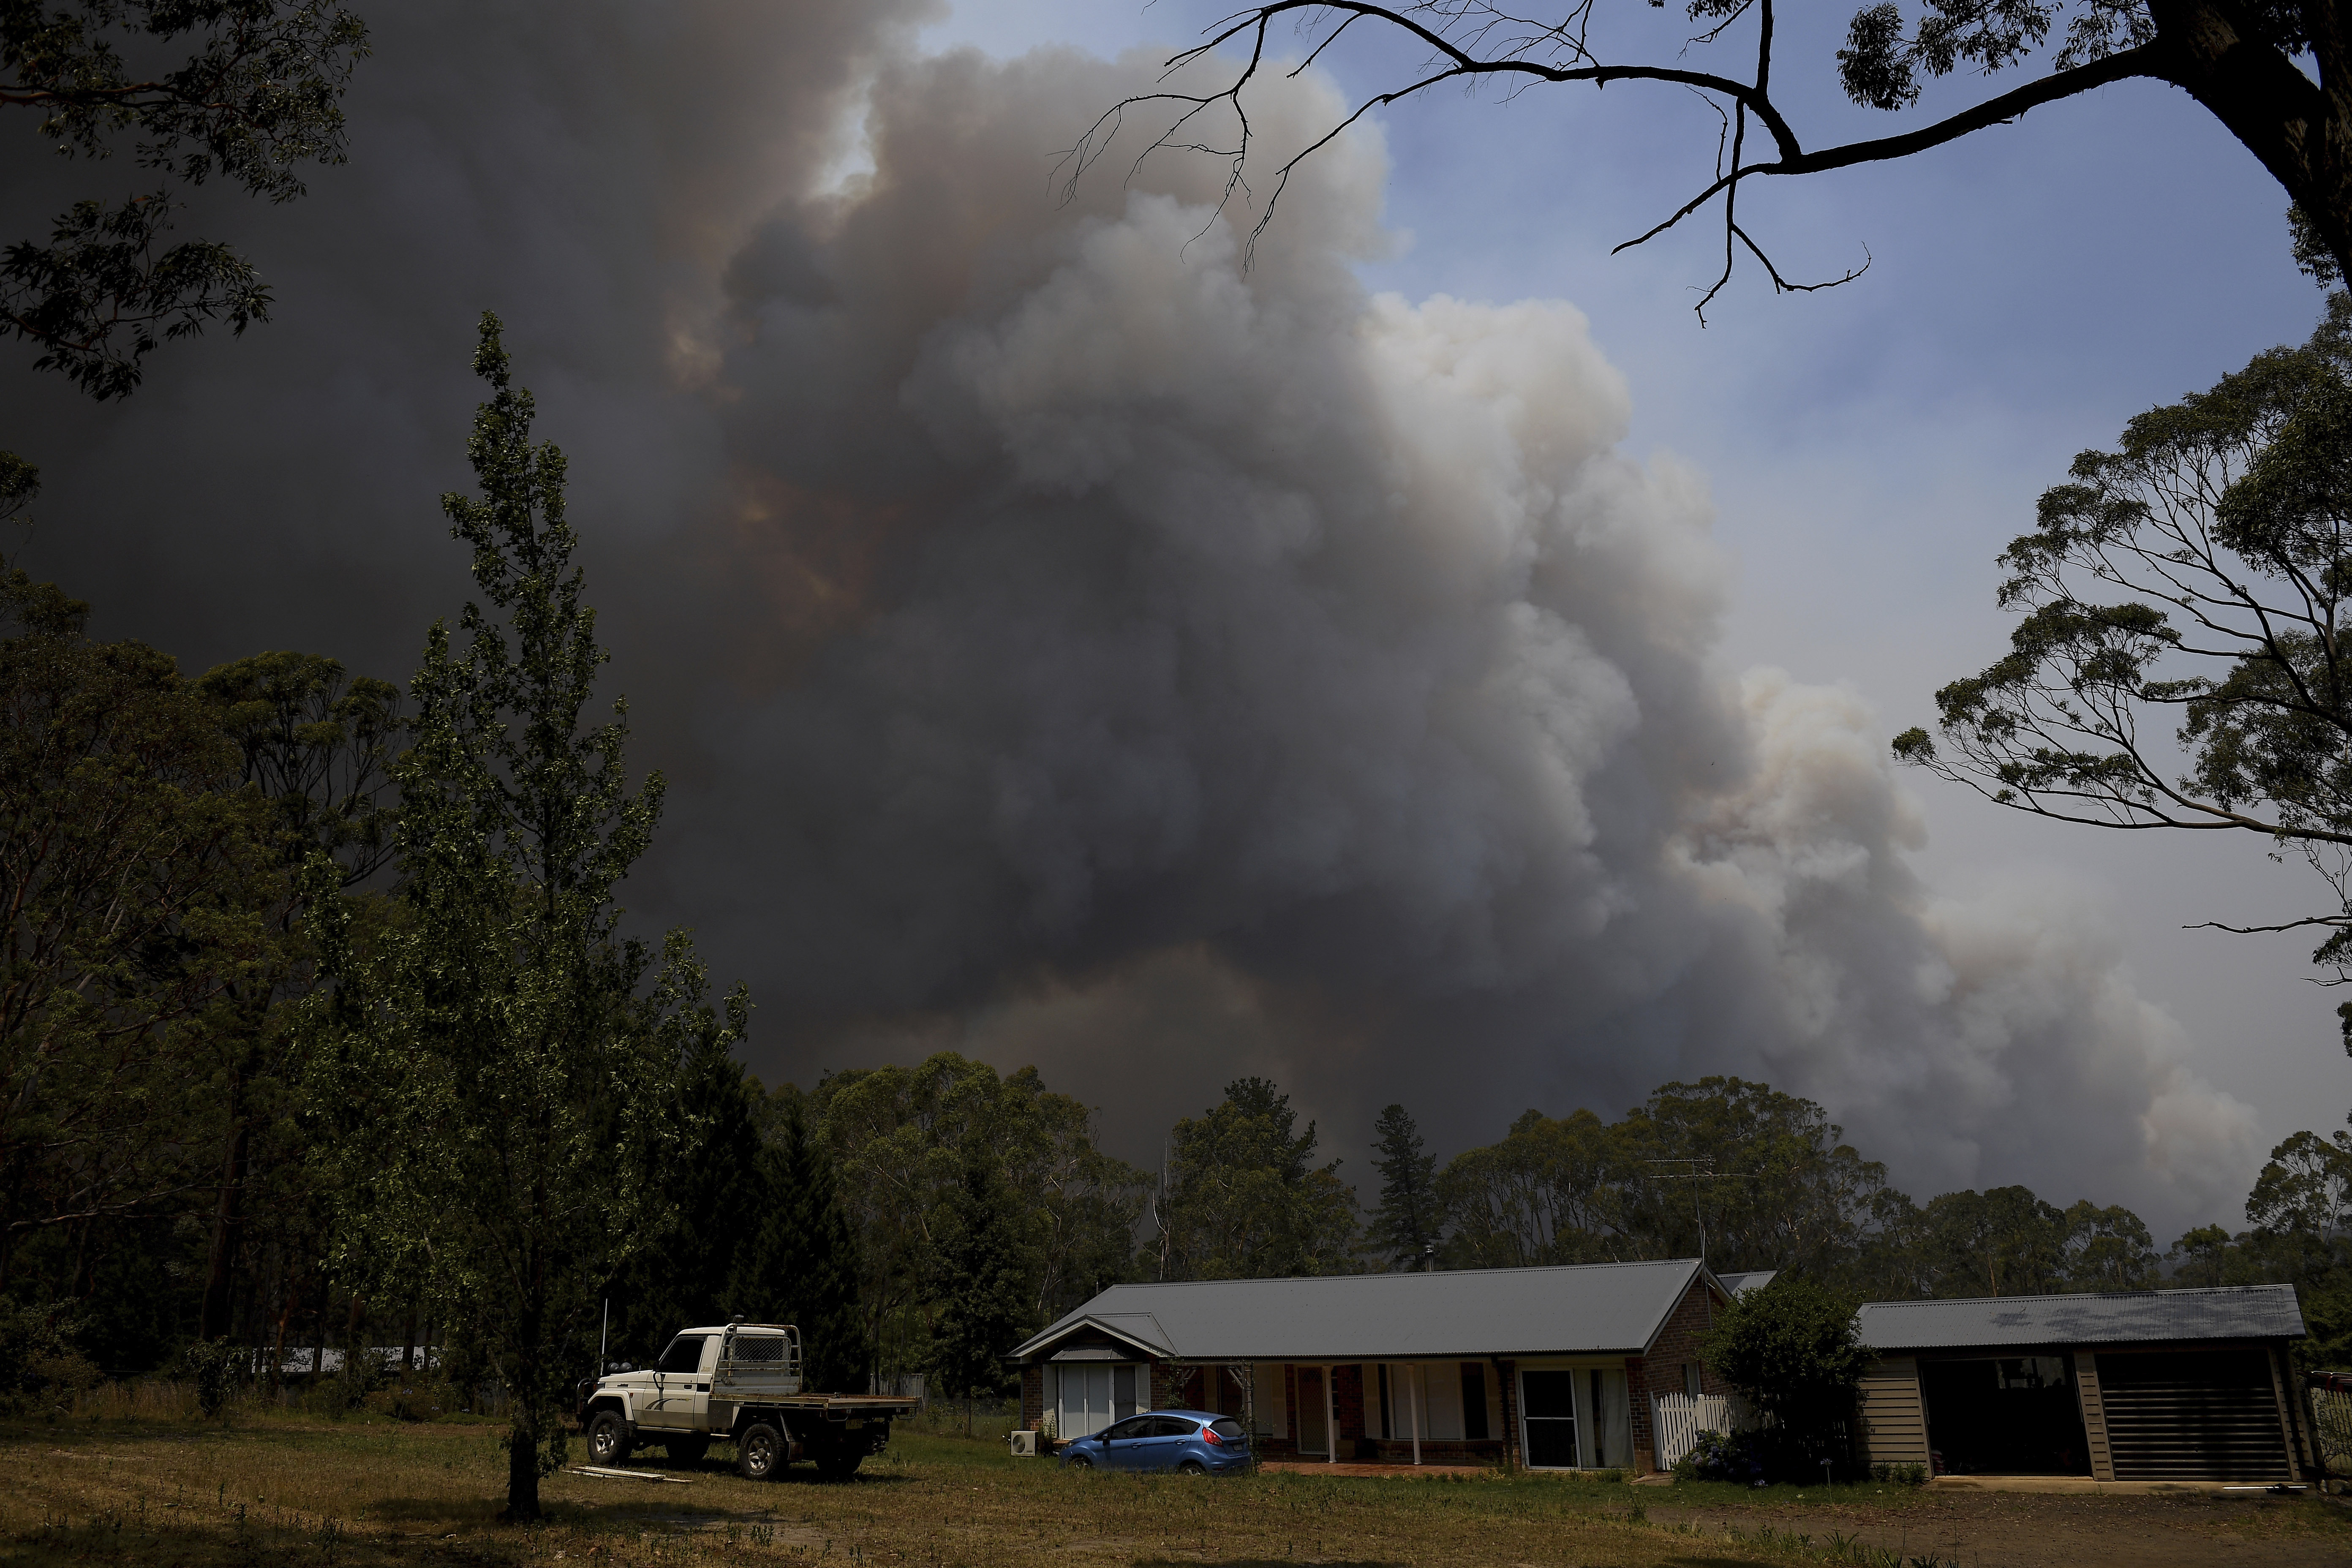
[0,1305,100,1416]
[178,1339,242,1418]
[1701,1276,1869,1481]
[1671,1427,1765,1484]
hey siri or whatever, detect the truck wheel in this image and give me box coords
[587,1410,633,1465]
[664,1435,710,1467]
[738,1423,785,1482]
[814,1448,862,1482]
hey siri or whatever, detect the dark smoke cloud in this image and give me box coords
[0,1,2259,1233]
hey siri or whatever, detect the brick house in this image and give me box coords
[1007,1259,1765,1473]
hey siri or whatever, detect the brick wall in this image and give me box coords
[1494,1359,1519,1469]
[1335,1364,1365,1448]
[1627,1278,1728,1472]
[1021,1365,1043,1432]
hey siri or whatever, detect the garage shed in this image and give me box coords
[1852,1284,2314,1482]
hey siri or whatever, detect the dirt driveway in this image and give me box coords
[1646,1487,2352,1567]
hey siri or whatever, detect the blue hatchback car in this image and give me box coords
[1059,1410,1251,1473]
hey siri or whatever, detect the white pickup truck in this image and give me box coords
[575,1318,918,1481]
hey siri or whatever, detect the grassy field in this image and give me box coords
[3,1395,2346,1568]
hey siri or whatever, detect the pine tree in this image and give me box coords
[1369,1105,1439,1270]
[730,1092,867,1392]
[924,1148,1037,1427]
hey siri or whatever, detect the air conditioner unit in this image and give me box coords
[1008,1430,1040,1458]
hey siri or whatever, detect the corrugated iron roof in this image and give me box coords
[1012,1259,1715,1362]
[1855,1284,2305,1350]
[1716,1271,1777,1295]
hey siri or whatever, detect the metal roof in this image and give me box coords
[1855,1284,2305,1350]
[1716,1271,1778,1295]
[1011,1259,1719,1363]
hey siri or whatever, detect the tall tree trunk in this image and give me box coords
[199,1074,250,1341]
[505,1296,544,1522]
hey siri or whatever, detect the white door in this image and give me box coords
[642,1333,710,1429]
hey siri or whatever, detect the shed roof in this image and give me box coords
[1012,1258,1719,1363]
[1855,1284,2305,1350]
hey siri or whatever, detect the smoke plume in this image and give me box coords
[0,3,2263,1231]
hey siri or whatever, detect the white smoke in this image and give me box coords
[663,41,2263,1231]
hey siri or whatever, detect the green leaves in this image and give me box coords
[0,194,270,400]
[1701,1274,1870,1467]
[1,2,369,396]
[0,565,281,1264]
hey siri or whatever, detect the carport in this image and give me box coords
[1853,1285,2314,1483]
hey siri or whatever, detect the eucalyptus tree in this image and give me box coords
[0,566,277,1296]
[1,1,370,397]
[1075,0,2352,315]
[1896,294,2352,1033]
[813,1052,1145,1380]
[189,651,399,1343]
[304,315,743,1521]
[1157,1076,1361,1280]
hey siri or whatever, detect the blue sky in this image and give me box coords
[918,1,2345,1157]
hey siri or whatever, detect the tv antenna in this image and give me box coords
[1642,1158,1718,1266]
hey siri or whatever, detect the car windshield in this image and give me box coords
[656,1334,707,1374]
[1209,1419,1246,1440]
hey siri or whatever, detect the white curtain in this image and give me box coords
[1053,1363,1141,1438]
[1422,1363,1465,1441]
[1253,1362,1288,1438]
[1575,1368,1631,1468]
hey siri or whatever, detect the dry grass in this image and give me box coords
[0,1402,1767,1568]
[6,1399,2347,1568]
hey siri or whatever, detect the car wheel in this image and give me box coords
[738,1422,784,1481]
[587,1410,633,1465]
[664,1435,710,1467]
[814,1447,862,1482]
[1176,1459,1207,1476]
[1065,1453,1094,1469]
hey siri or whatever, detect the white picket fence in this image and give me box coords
[1650,1392,1739,1470]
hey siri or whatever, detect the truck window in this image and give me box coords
[656,1334,708,1375]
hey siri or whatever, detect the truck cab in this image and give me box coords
[577,1318,915,1481]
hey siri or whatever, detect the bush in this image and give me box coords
[178,1339,242,1418]
[1672,1427,1765,1484]
[0,1305,101,1416]
[1868,1460,1926,1486]
[1701,1276,1869,1481]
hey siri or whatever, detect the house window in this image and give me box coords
[1378,1364,1392,1438]
[1460,1364,1489,1440]
[1682,1364,1702,1399]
